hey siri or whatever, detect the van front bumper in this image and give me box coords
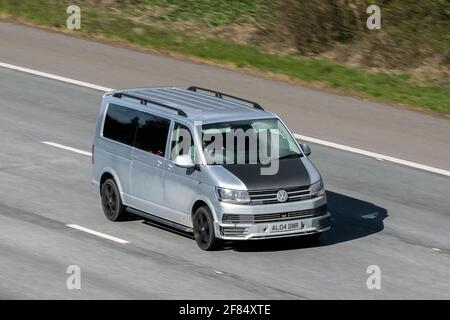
[215,212,331,240]
[212,195,331,240]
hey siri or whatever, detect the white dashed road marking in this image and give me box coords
[0,62,113,92]
[42,141,92,157]
[1,61,449,177]
[294,134,450,177]
[66,224,130,244]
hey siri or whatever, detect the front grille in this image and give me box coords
[248,186,311,205]
[222,205,327,224]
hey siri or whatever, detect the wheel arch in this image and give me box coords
[99,168,125,203]
[190,196,217,223]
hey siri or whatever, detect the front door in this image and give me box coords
[164,122,200,226]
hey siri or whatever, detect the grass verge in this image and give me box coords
[0,0,449,115]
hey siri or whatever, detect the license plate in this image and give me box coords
[269,221,303,233]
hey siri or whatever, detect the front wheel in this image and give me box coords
[193,206,220,251]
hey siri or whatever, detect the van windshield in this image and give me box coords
[201,118,302,165]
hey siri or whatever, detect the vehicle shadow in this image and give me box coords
[132,190,388,252]
[118,212,195,239]
[141,219,195,240]
[232,190,388,252]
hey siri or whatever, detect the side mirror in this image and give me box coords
[300,143,311,156]
[174,154,195,169]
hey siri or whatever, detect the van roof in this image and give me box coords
[107,86,275,123]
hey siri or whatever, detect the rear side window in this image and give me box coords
[103,104,138,146]
[135,112,170,157]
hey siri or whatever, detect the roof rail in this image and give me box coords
[187,86,264,111]
[113,92,187,117]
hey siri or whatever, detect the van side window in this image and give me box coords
[103,104,138,146]
[135,112,170,157]
[170,123,195,162]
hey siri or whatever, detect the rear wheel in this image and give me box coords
[193,206,220,251]
[101,179,127,221]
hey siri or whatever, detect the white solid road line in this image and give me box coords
[42,141,92,157]
[0,62,113,92]
[294,134,450,177]
[2,61,450,177]
[66,224,130,244]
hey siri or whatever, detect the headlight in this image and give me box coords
[310,180,325,197]
[215,187,250,204]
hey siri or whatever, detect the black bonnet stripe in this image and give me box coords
[222,158,311,190]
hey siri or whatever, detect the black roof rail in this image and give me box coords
[187,86,264,111]
[113,92,187,117]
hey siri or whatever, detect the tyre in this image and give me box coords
[193,206,220,251]
[101,179,127,221]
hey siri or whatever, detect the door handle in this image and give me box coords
[157,160,163,167]
[167,163,174,169]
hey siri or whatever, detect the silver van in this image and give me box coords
[92,87,331,250]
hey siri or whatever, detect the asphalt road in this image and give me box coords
[1,21,450,171]
[0,66,449,299]
[0,22,449,299]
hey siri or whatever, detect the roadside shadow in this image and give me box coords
[233,190,388,252]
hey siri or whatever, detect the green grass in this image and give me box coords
[0,0,449,115]
[129,0,270,26]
